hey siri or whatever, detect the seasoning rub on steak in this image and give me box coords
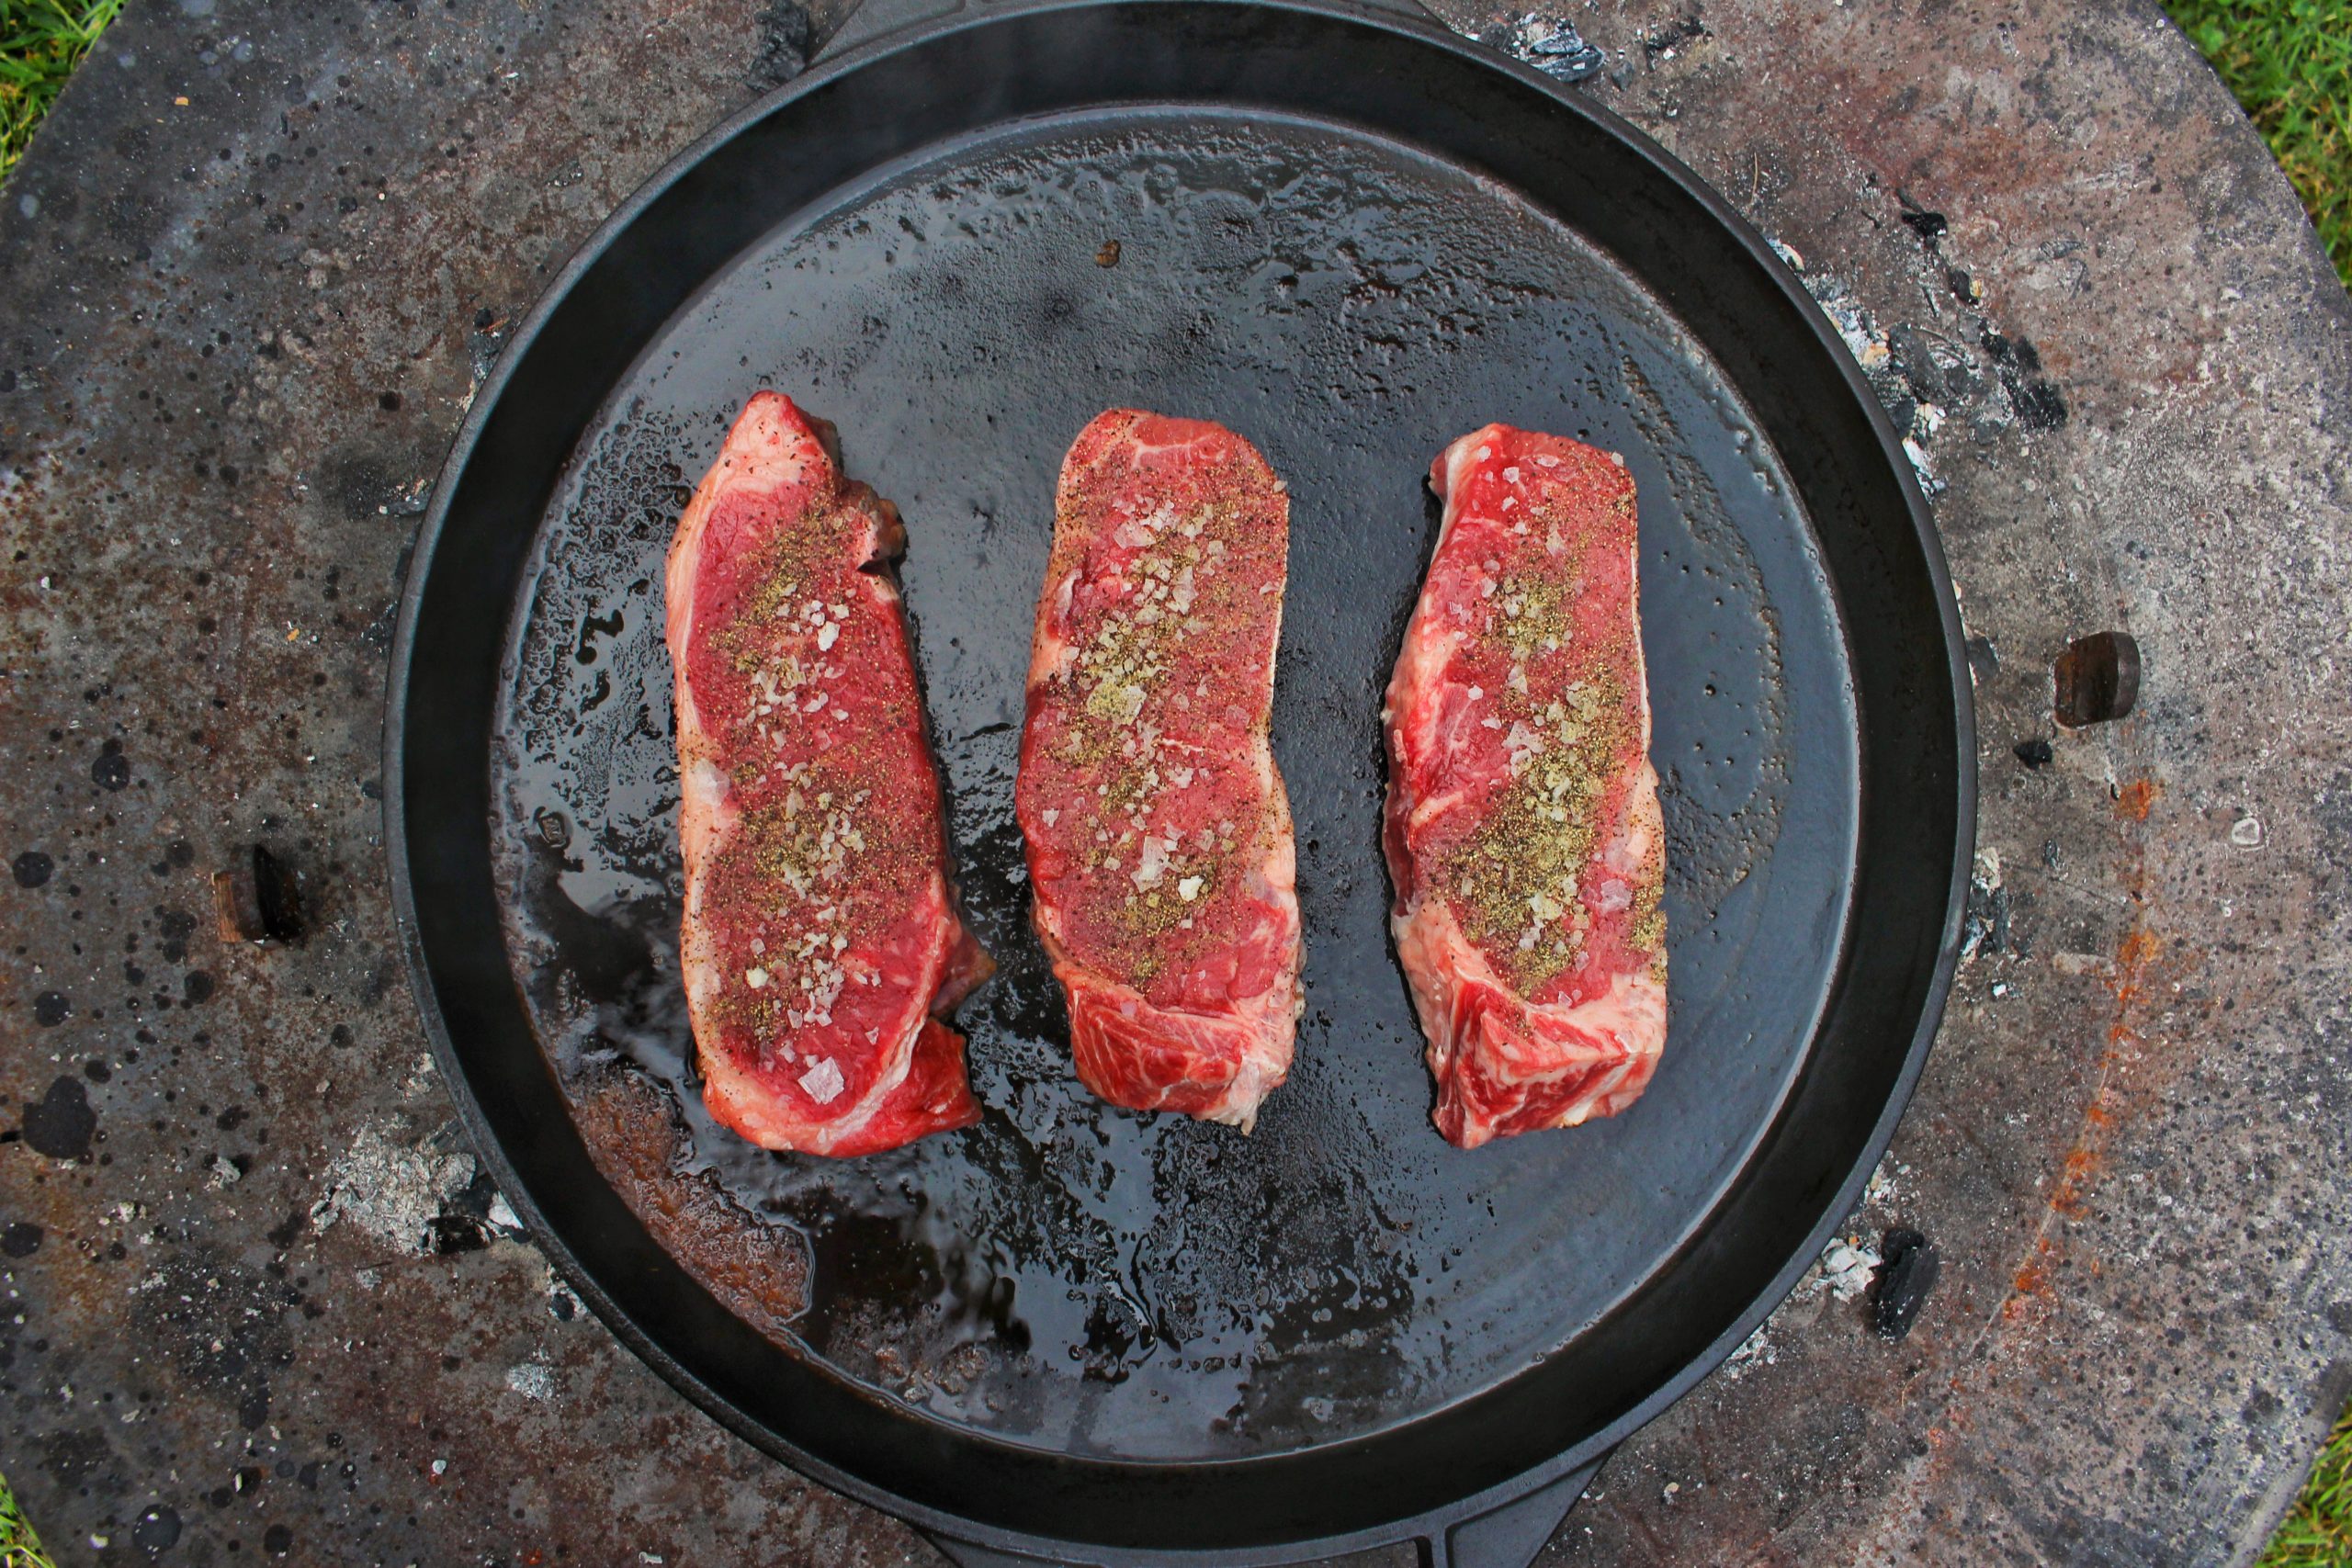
[1016,412,1303,1130]
[1383,423,1668,1150]
[666,391,989,1156]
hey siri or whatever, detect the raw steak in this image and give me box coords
[1383,423,1668,1150]
[665,391,989,1156]
[1016,412,1303,1129]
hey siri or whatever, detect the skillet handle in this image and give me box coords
[916,1454,1606,1567]
[817,0,1447,64]
[922,1538,1064,1567]
[815,0,970,60]
[1327,0,1445,19]
[1417,1456,1605,1568]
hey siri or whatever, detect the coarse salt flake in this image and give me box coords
[798,1057,846,1104]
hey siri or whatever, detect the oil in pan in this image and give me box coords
[489,111,1856,1464]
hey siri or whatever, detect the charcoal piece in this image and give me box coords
[1872,1226,1939,1339]
[1494,13,1607,82]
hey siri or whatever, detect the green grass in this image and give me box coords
[0,0,2345,1563]
[0,1472,57,1568]
[2163,0,2352,288]
[1,0,122,184]
[2260,1404,2352,1568]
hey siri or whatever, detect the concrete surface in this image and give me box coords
[1,0,2346,1562]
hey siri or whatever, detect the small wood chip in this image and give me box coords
[214,866,266,942]
[213,844,306,943]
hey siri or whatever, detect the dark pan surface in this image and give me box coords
[495,108,1850,1463]
[391,2,1969,1553]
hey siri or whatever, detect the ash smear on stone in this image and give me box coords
[1771,198,2072,500]
[312,1120,479,1255]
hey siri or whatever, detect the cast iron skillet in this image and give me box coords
[386,0,1974,1562]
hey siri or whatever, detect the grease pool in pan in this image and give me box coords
[491,110,1857,1463]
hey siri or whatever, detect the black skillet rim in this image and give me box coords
[383,0,1977,1559]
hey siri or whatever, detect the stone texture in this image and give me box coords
[1,0,2345,1562]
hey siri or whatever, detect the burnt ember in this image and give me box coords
[1981,328,2069,432]
[2013,737,2053,769]
[1871,1227,1939,1339]
[427,1213,491,1254]
[1897,191,1950,243]
[1641,14,1706,62]
[749,0,812,90]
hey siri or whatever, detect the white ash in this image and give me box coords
[505,1361,557,1402]
[1816,1237,1883,1302]
[1723,1321,1778,1379]
[1860,1156,1910,1218]
[312,1120,477,1255]
[401,1052,439,1099]
[1492,13,1605,82]
[1961,847,2004,964]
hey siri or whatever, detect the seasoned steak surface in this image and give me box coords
[1017,411,1302,1130]
[1385,423,1668,1149]
[666,391,987,1156]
